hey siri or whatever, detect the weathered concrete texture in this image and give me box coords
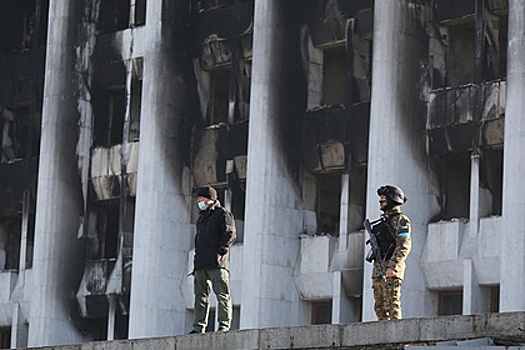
[13,312,525,350]
[240,0,307,329]
[28,0,85,346]
[364,0,438,321]
[500,0,525,312]
[127,0,197,339]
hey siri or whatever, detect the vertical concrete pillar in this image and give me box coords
[469,154,481,237]
[500,0,525,312]
[463,259,487,314]
[28,0,85,346]
[128,0,195,337]
[363,0,438,321]
[240,0,306,328]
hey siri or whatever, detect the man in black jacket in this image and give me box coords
[190,186,236,334]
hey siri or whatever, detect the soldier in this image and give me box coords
[371,185,411,320]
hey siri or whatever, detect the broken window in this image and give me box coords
[0,219,20,271]
[93,88,126,147]
[207,68,230,125]
[322,48,346,106]
[438,290,463,316]
[442,21,476,87]
[480,149,502,216]
[316,173,341,236]
[91,204,120,260]
[435,155,470,221]
[1,106,37,164]
[98,0,131,33]
[132,0,146,27]
[311,300,332,325]
[129,76,142,141]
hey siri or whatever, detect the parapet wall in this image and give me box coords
[26,312,525,350]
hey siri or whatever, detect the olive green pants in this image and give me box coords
[193,268,232,333]
[372,277,402,320]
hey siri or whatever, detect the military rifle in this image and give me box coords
[364,218,386,281]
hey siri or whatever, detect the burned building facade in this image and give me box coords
[0,0,523,348]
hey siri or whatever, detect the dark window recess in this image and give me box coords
[0,327,11,349]
[311,300,332,325]
[323,49,346,106]
[133,0,146,26]
[95,204,120,260]
[208,69,230,125]
[484,9,508,81]
[231,183,245,221]
[94,89,126,147]
[489,286,499,313]
[1,218,21,271]
[1,106,38,163]
[444,21,476,87]
[480,149,503,216]
[129,78,142,141]
[438,290,463,316]
[98,0,131,33]
[435,156,470,221]
[0,1,25,53]
[316,174,341,235]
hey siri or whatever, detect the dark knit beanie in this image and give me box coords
[195,186,217,201]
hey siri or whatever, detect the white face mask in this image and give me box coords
[198,201,209,211]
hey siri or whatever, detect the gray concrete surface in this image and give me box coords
[16,312,525,350]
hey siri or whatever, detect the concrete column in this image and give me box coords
[332,174,355,324]
[468,154,480,237]
[240,0,306,329]
[463,259,487,314]
[363,0,438,321]
[128,0,195,337]
[500,0,525,312]
[28,1,85,346]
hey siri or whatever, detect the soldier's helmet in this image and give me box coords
[377,185,407,205]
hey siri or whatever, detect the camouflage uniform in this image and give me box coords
[372,207,411,320]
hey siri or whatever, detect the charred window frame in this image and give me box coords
[438,290,463,316]
[98,0,131,33]
[435,155,470,221]
[1,106,38,164]
[129,72,143,142]
[0,218,20,271]
[311,300,332,325]
[434,3,508,89]
[316,173,342,236]
[322,48,346,106]
[131,0,147,27]
[480,148,503,216]
[92,203,120,260]
[207,68,231,125]
[93,88,126,147]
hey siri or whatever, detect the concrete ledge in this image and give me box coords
[22,312,525,350]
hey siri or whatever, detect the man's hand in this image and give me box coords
[385,268,395,278]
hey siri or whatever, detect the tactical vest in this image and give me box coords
[372,213,400,261]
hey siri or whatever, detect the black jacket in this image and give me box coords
[194,202,236,271]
